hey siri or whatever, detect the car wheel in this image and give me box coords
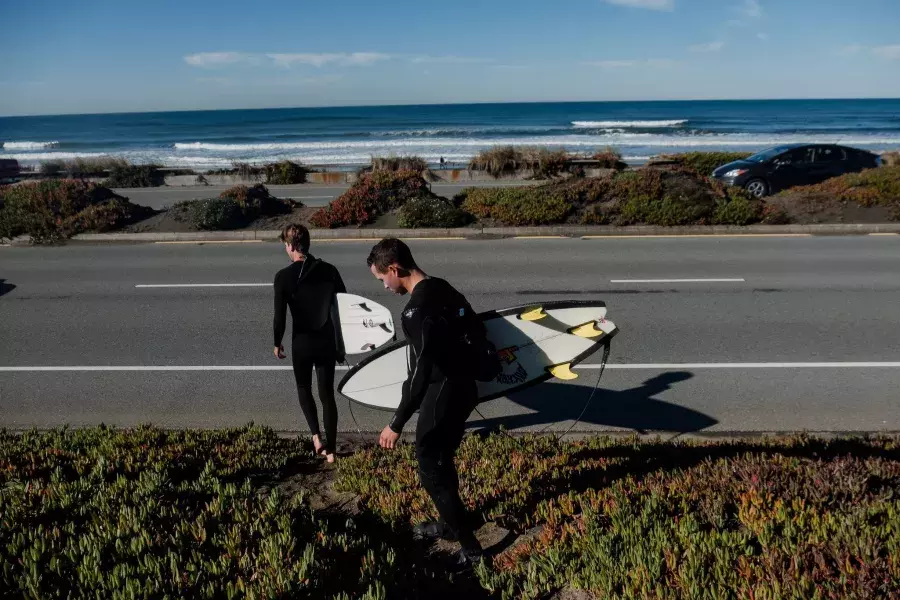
[744,179,769,198]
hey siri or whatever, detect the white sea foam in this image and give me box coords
[572,120,689,128]
[8,133,900,169]
[172,133,900,154]
[2,141,60,150]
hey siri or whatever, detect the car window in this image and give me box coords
[746,145,796,163]
[816,146,846,162]
[778,147,814,165]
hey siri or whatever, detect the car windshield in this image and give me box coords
[745,146,798,163]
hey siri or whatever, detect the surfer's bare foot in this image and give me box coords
[312,435,326,456]
[325,452,335,463]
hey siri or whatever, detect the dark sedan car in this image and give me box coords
[712,144,881,198]
[0,159,21,184]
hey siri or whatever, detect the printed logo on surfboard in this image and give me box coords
[495,345,528,385]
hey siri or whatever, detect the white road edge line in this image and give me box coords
[135,283,271,288]
[4,362,900,372]
[610,278,745,283]
[583,362,900,369]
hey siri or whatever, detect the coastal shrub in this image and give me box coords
[469,146,573,179]
[397,196,470,228]
[460,187,571,225]
[0,180,151,243]
[557,169,665,208]
[36,157,131,178]
[581,203,614,225]
[40,160,65,175]
[104,164,165,187]
[610,169,665,202]
[370,155,428,173]
[620,193,713,226]
[310,170,431,228]
[777,165,900,218]
[264,160,307,184]
[204,162,265,179]
[218,184,296,216]
[760,203,791,224]
[172,186,295,230]
[658,152,753,175]
[457,187,498,219]
[881,151,900,167]
[0,425,401,599]
[68,157,131,178]
[3,425,898,598]
[461,169,735,227]
[591,146,628,170]
[713,195,764,225]
[337,434,900,600]
[174,198,245,230]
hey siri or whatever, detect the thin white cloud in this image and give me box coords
[739,0,762,18]
[689,41,725,53]
[873,45,900,60]
[583,58,676,68]
[490,65,530,71]
[757,32,769,41]
[727,0,762,27]
[410,55,493,64]
[267,52,391,68]
[196,77,234,85]
[300,74,344,85]
[602,0,674,10]
[268,74,345,86]
[834,44,900,59]
[184,52,253,68]
[584,60,637,68]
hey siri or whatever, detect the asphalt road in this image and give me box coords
[113,181,534,210]
[2,236,900,435]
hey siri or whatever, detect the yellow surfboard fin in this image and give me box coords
[569,322,604,338]
[520,307,547,321]
[549,363,579,380]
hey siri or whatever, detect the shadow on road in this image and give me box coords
[0,279,15,298]
[469,371,717,434]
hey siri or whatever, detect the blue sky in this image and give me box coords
[1,0,899,115]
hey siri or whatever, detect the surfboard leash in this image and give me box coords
[552,338,611,443]
[340,359,367,443]
[471,338,612,449]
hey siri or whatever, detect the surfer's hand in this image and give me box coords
[335,354,345,364]
[379,426,400,449]
[274,345,286,359]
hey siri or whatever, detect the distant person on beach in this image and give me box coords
[273,224,346,463]
[440,156,445,169]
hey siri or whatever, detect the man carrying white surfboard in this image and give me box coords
[366,238,484,568]
[274,224,346,463]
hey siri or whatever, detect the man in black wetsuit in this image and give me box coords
[366,238,483,567]
[274,224,346,463]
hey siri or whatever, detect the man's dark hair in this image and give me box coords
[280,223,310,254]
[367,238,417,273]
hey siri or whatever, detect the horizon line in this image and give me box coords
[2,96,900,119]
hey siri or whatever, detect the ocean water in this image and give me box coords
[2,99,899,169]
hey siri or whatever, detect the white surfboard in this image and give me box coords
[338,301,617,410]
[336,293,396,355]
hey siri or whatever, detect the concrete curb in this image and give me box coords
[60,223,900,243]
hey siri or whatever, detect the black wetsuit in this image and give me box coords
[389,277,481,551]
[274,255,346,454]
